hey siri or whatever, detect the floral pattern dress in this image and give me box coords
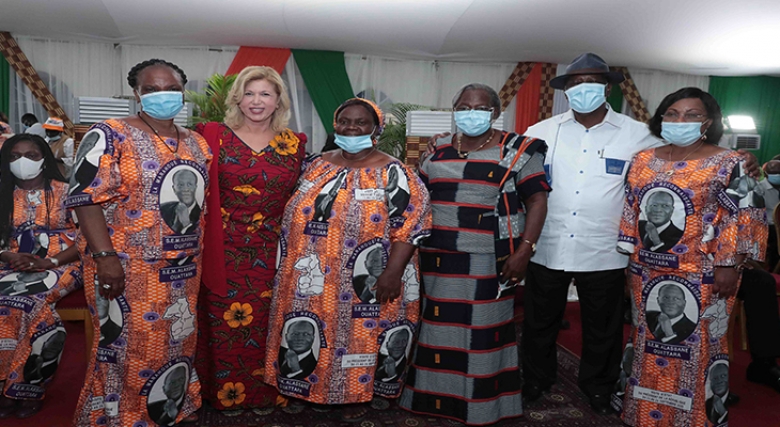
[194,123,306,409]
[614,149,766,427]
[263,156,431,404]
[0,180,82,402]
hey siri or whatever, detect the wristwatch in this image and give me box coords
[522,239,537,255]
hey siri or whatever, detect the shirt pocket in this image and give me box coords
[601,146,634,179]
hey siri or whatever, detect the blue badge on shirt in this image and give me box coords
[544,164,552,186]
[605,158,626,175]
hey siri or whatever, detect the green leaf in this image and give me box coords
[376,102,432,162]
[185,73,237,127]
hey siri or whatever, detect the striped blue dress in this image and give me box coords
[399,133,549,425]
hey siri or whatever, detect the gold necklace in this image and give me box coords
[665,141,704,176]
[138,113,181,158]
[457,128,495,159]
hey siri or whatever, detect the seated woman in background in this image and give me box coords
[398,83,549,426]
[264,98,431,422]
[195,66,306,410]
[615,87,766,427]
[0,134,82,419]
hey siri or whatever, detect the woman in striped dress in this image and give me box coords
[399,83,549,425]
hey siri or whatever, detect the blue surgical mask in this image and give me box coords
[138,91,184,120]
[565,83,607,114]
[334,133,374,154]
[454,110,493,136]
[767,174,780,185]
[661,122,706,146]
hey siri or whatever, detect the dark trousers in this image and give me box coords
[738,268,780,361]
[522,262,625,398]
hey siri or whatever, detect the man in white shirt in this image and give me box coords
[521,53,661,415]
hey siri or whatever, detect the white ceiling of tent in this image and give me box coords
[2,0,780,76]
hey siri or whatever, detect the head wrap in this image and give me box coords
[333,98,385,136]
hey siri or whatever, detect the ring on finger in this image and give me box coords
[102,284,111,290]
[29,261,34,267]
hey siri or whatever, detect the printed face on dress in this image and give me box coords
[41,330,66,361]
[387,166,399,193]
[8,140,43,162]
[95,284,110,319]
[386,329,410,360]
[657,284,686,318]
[134,65,184,98]
[622,346,634,375]
[647,192,674,226]
[238,78,279,125]
[365,247,385,278]
[18,271,48,283]
[164,366,187,401]
[710,363,729,397]
[172,169,198,207]
[286,321,315,354]
[335,105,376,138]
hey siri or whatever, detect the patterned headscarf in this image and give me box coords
[333,98,385,136]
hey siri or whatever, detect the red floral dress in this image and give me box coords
[195,123,306,409]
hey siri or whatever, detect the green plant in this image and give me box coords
[376,103,431,162]
[185,73,237,127]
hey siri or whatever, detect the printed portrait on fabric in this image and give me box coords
[386,163,411,218]
[69,130,106,195]
[351,243,387,305]
[645,281,699,345]
[159,166,206,235]
[95,280,124,348]
[146,362,190,427]
[23,325,67,385]
[311,170,347,223]
[725,162,764,209]
[278,317,321,381]
[375,325,413,383]
[0,270,57,297]
[614,342,634,396]
[704,360,730,425]
[638,188,686,253]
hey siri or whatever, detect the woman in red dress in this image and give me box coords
[195,66,306,410]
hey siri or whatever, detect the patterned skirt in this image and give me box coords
[399,250,522,426]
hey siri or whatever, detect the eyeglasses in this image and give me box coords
[661,112,708,122]
[454,106,494,112]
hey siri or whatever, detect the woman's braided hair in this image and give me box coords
[126,59,188,89]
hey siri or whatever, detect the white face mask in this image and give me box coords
[10,157,44,181]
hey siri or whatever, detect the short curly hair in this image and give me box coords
[648,87,723,145]
[127,59,188,89]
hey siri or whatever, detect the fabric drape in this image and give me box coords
[226,46,291,76]
[710,76,780,163]
[0,55,9,116]
[514,63,542,134]
[292,49,354,134]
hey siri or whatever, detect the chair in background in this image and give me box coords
[56,287,93,361]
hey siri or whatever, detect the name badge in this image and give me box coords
[354,188,385,201]
[605,158,626,175]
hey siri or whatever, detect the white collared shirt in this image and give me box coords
[524,107,662,271]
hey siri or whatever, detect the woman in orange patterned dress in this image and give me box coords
[615,88,766,427]
[0,134,81,419]
[195,66,306,410]
[67,59,212,427]
[263,98,431,422]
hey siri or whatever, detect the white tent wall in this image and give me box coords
[6,34,708,152]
